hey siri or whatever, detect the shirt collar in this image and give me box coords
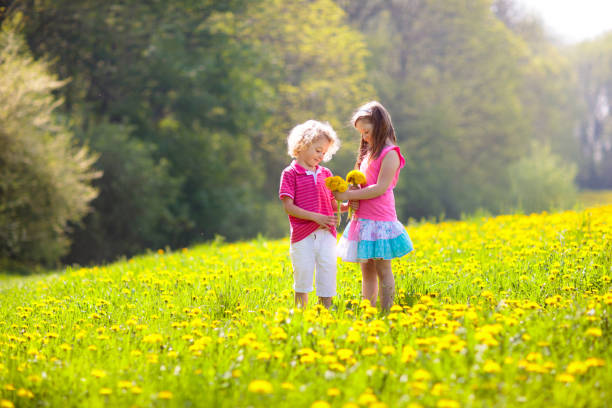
[291,160,320,175]
[291,160,322,183]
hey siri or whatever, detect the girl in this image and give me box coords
[334,101,413,310]
[279,120,351,308]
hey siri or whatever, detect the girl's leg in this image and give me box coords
[295,292,308,308]
[374,259,395,310]
[361,260,378,307]
[318,297,332,308]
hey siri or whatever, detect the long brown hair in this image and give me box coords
[351,101,397,169]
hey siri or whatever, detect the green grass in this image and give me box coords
[578,189,612,207]
[1,206,611,408]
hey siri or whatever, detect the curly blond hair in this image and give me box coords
[287,120,340,162]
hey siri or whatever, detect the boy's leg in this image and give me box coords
[314,230,337,308]
[361,260,378,307]
[295,292,308,308]
[290,234,316,308]
[375,259,395,310]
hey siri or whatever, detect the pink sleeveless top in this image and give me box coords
[355,145,405,221]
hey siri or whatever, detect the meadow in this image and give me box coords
[1,206,611,408]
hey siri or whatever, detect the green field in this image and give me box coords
[1,206,611,408]
[579,190,612,208]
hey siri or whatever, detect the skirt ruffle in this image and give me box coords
[337,218,413,263]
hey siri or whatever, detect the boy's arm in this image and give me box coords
[281,197,336,230]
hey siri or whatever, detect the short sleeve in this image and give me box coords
[279,169,295,200]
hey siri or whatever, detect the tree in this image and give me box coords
[230,0,375,194]
[0,22,98,267]
[341,0,529,219]
[572,33,612,189]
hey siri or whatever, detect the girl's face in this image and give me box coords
[296,137,330,170]
[355,119,374,144]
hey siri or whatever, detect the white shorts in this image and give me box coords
[289,229,337,297]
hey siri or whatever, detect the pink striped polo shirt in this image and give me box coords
[279,161,337,243]
[356,145,405,221]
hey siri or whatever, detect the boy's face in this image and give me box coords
[297,137,330,169]
[355,119,373,144]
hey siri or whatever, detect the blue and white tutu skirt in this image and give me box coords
[336,218,414,263]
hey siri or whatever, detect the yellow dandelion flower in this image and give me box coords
[131,386,143,394]
[281,382,295,390]
[431,383,447,396]
[585,328,602,337]
[381,345,396,355]
[91,369,107,379]
[362,347,377,356]
[555,373,575,383]
[248,380,273,395]
[118,380,133,389]
[342,404,360,408]
[99,388,112,396]
[257,351,271,361]
[143,333,163,343]
[158,391,173,400]
[437,399,460,408]
[401,345,417,363]
[337,349,354,361]
[0,400,14,408]
[346,170,366,186]
[311,401,331,408]
[358,392,378,405]
[483,360,502,373]
[412,369,431,382]
[16,389,34,399]
[566,361,588,375]
[585,357,605,368]
[327,388,341,397]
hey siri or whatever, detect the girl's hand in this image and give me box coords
[333,191,349,201]
[313,214,337,230]
[349,200,359,210]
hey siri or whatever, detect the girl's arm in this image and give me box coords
[339,201,358,212]
[333,151,400,201]
[282,197,337,230]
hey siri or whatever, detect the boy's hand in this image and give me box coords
[313,214,336,230]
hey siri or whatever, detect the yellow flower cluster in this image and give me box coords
[325,176,348,226]
[324,176,348,192]
[346,170,366,186]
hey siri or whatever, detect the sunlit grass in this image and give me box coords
[579,189,612,207]
[1,206,611,407]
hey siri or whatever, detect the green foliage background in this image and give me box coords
[1,0,611,267]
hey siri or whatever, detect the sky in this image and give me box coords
[518,0,612,43]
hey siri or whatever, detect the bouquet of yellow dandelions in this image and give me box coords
[346,170,366,219]
[325,176,348,226]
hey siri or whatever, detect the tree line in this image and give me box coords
[1,0,611,269]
